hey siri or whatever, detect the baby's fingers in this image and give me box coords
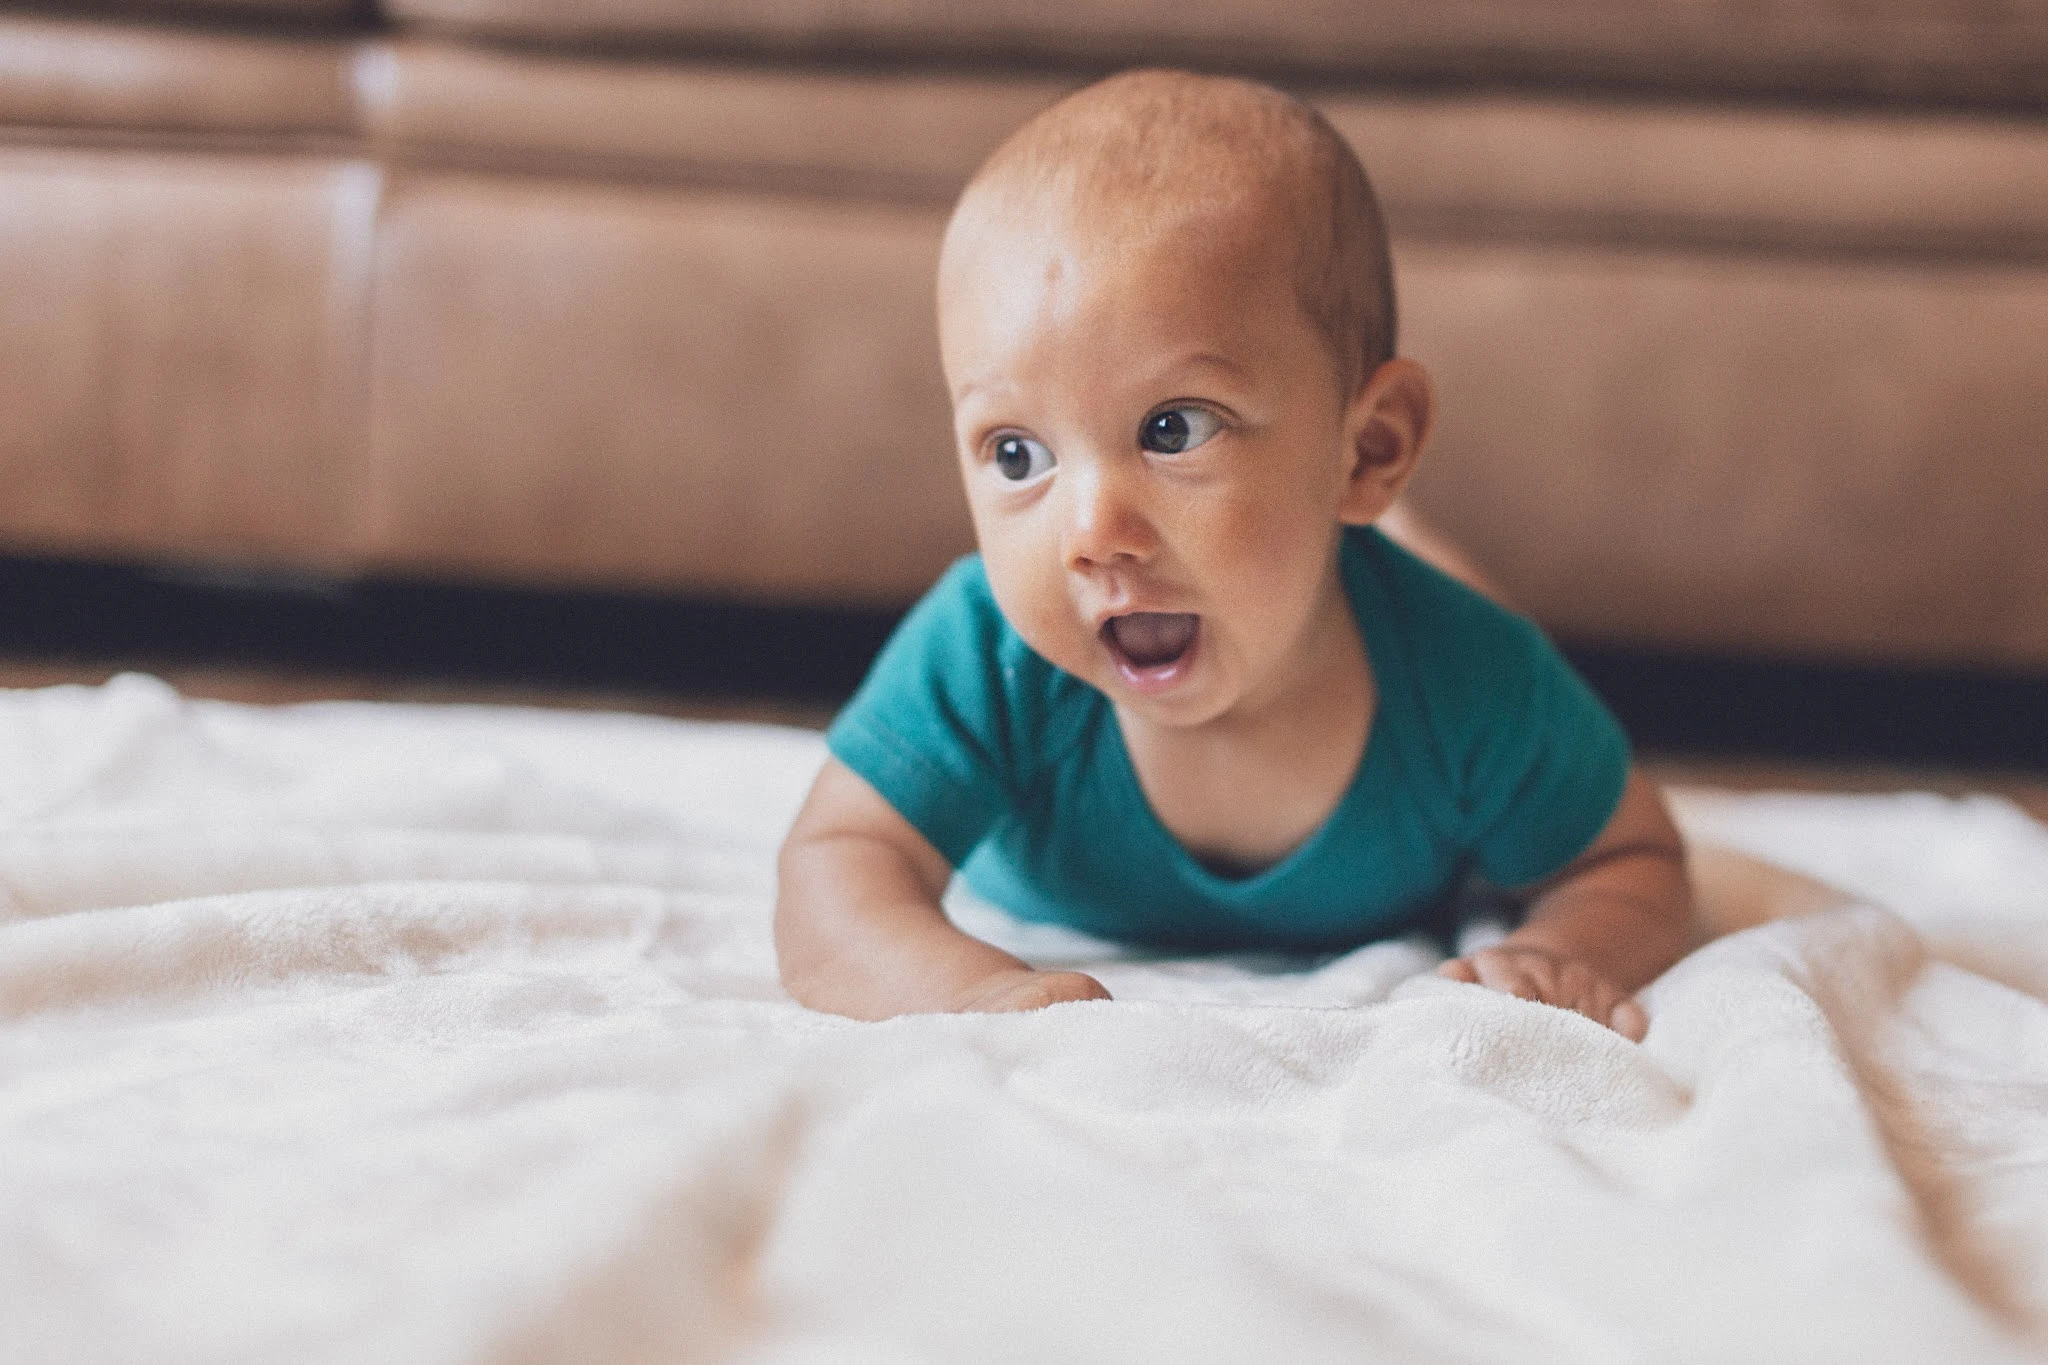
[1460,948,1555,1003]
[1554,966,1648,1042]
[1443,950,1648,1041]
[953,968,1109,1014]
[1034,970,1113,1007]
[1609,997,1649,1042]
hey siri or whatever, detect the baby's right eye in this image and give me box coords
[991,434,1055,483]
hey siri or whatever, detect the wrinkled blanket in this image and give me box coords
[3,675,2045,1364]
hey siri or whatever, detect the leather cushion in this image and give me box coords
[0,14,357,135]
[361,178,973,603]
[355,45,2048,255]
[387,0,2048,107]
[16,30,2046,258]
[1401,242,2048,669]
[0,146,373,566]
[36,0,365,22]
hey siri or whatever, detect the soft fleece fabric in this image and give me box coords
[3,676,2047,1364]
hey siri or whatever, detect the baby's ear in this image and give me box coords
[1338,358,1435,525]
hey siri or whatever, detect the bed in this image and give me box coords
[4,674,2046,1362]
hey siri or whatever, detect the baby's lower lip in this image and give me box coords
[1100,614,1201,695]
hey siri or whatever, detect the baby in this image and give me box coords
[775,70,1697,1039]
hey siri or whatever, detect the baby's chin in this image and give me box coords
[1110,681,1243,731]
[1088,637,1243,728]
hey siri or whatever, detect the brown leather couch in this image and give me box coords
[4,0,2046,673]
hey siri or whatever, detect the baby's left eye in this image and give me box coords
[1139,406,1223,455]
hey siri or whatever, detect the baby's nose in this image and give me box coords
[1060,461,1157,569]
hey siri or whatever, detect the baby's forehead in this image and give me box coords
[937,201,1293,358]
[950,151,1307,294]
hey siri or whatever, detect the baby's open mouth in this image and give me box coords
[1102,612,1200,671]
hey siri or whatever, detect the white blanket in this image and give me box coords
[3,675,2045,1364]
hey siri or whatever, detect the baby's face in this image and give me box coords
[939,204,1370,729]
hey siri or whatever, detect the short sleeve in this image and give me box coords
[825,557,1023,868]
[1457,612,1632,887]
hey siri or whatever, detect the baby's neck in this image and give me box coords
[1115,604,1374,877]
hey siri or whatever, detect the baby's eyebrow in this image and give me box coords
[1147,350,1250,389]
[950,374,1006,407]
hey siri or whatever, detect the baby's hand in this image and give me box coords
[1438,946,1647,1041]
[951,968,1111,1014]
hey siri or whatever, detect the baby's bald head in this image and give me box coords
[942,69,1395,397]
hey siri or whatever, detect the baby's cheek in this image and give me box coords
[1213,502,1327,601]
[1015,604,1090,673]
[986,560,1095,673]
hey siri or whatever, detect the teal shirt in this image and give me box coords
[826,526,1630,953]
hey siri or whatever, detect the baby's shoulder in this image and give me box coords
[1352,528,1559,745]
[875,555,1094,774]
[1356,528,1548,671]
[1348,531,1631,881]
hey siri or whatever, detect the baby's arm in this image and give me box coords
[775,757,1111,1019]
[1437,769,1699,1040]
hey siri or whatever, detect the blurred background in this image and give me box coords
[1,0,2044,807]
